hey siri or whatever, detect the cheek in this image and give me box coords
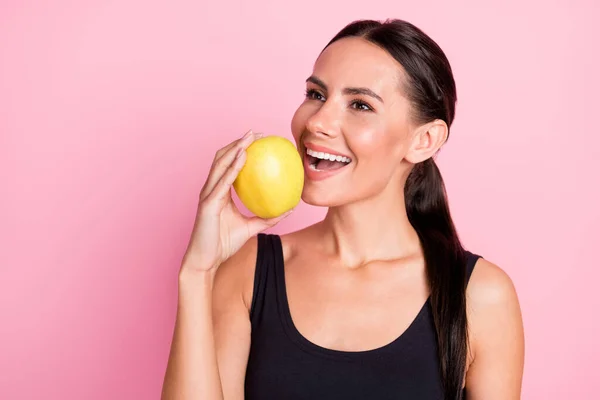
[348,121,409,176]
[347,121,393,159]
[290,104,310,144]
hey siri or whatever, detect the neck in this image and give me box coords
[319,183,422,268]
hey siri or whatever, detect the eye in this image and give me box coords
[305,89,325,101]
[351,100,373,112]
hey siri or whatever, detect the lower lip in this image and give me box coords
[303,151,351,181]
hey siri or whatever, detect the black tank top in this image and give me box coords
[244,233,481,400]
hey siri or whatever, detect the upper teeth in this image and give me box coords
[307,148,351,163]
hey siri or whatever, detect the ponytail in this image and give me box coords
[406,158,468,400]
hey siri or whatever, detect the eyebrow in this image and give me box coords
[306,75,384,104]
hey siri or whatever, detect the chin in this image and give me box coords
[301,183,354,208]
[301,173,397,209]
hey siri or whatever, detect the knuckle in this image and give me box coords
[226,167,237,180]
[215,146,229,160]
[198,200,215,215]
[212,157,226,170]
[221,177,231,188]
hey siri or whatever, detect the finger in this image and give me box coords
[200,130,251,199]
[205,147,247,205]
[202,132,253,199]
[246,209,294,236]
[211,130,249,165]
[200,130,261,200]
[214,129,262,165]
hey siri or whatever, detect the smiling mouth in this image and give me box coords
[306,148,352,171]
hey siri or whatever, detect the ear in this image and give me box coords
[404,119,448,164]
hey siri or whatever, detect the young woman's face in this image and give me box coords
[291,37,418,207]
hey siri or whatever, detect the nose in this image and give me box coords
[305,100,340,138]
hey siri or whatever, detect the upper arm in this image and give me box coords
[465,258,525,400]
[211,236,258,400]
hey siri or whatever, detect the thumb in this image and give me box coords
[246,209,294,235]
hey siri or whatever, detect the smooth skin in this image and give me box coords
[161,37,524,400]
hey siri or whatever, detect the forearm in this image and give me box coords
[161,266,223,400]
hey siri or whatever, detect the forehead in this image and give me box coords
[312,37,404,95]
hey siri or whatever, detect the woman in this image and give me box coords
[161,19,525,400]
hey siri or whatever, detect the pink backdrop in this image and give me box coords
[1,1,598,399]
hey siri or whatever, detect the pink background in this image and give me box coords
[1,1,598,399]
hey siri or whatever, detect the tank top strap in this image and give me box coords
[464,250,482,283]
[249,233,283,327]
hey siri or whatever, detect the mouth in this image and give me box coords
[305,147,352,171]
[300,140,354,182]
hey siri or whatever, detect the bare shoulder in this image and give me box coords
[211,238,260,399]
[465,257,525,398]
[466,257,523,338]
[213,236,260,313]
[467,257,520,310]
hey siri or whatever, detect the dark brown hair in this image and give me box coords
[324,19,468,400]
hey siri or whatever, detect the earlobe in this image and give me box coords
[404,120,448,164]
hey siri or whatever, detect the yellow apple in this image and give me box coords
[233,135,304,218]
